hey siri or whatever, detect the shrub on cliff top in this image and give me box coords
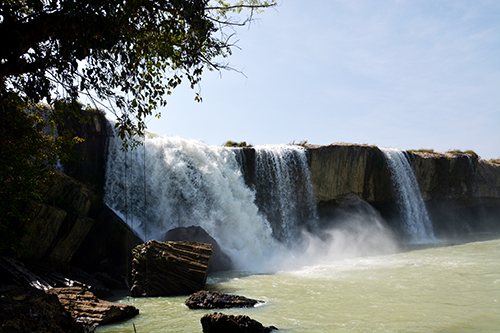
[223,140,253,148]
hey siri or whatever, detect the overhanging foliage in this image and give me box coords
[0,0,275,142]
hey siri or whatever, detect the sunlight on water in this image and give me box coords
[98,239,500,333]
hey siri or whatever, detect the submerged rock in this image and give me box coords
[46,287,139,325]
[130,240,212,297]
[200,312,278,333]
[185,290,263,309]
[163,226,232,272]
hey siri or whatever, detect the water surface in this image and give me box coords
[98,239,500,333]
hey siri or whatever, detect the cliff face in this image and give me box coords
[56,108,110,194]
[307,144,392,204]
[306,145,500,236]
[411,152,500,200]
[14,109,140,289]
[18,172,99,264]
[409,151,500,235]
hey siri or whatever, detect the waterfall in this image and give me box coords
[104,133,282,270]
[253,145,318,242]
[381,148,435,242]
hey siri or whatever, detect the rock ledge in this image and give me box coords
[186,290,263,309]
[201,312,278,333]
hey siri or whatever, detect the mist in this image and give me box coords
[262,201,400,273]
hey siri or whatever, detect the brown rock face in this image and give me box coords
[130,240,212,297]
[46,287,139,325]
[200,312,278,333]
[409,152,500,235]
[409,152,479,200]
[185,290,263,309]
[308,144,392,204]
[163,226,232,272]
[306,145,500,236]
[474,161,500,198]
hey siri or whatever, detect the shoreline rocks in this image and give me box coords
[185,290,263,309]
[0,286,86,333]
[46,287,139,325]
[201,312,278,333]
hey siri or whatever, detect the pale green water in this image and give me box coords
[98,239,500,333]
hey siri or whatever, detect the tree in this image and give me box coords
[0,0,275,141]
[0,0,275,253]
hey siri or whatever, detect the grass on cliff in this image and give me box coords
[223,140,253,148]
[408,148,435,154]
[446,149,479,158]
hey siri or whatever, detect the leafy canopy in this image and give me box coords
[0,0,275,142]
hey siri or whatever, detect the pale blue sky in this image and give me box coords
[146,0,500,159]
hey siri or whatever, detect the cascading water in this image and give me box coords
[104,133,281,271]
[253,145,318,242]
[381,148,435,242]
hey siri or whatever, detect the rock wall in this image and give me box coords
[409,151,500,236]
[18,172,100,264]
[55,106,110,194]
[306,145,500,236]
[15,108,140,289]
[307,144,392,204]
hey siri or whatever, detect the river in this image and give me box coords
[98,238,500,333]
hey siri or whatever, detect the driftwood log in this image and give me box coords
[130,240,212,297]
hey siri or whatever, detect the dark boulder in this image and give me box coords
[200,312,278,333]
[163,226,232,272]
[0,286,86,333]
[185,290,263,309]
[46,287,139,325]
[130,240,212,297]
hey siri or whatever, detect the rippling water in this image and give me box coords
[98,239,500,333]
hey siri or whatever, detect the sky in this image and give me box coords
[145,0,500,159]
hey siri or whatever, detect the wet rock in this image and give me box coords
[130,240,212,297]
[46,286,139,325]
[163,226,232,272]
[200,312,278,333]
[0,286,86,333]
[185,290,263,309]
